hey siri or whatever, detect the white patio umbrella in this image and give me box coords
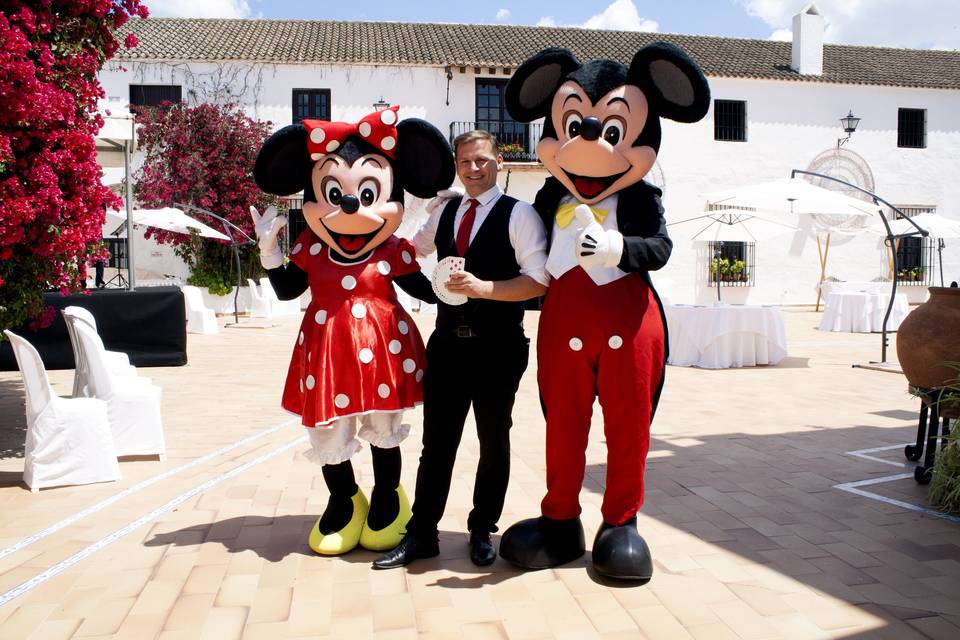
[106,207,231,241]
[681,209,799,243]
[703,178,879,309]
[669,209,798,302]
[866,212,960,238]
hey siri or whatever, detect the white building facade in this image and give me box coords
[100,10,960,304]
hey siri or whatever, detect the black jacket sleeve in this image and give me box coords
[394,271,439,305]
[266,262,309,300]
[532,176,568,232]
[617,184,673,273]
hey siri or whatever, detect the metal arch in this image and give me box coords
[791,169,928,364]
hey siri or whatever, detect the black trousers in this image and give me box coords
[406,328,529,538]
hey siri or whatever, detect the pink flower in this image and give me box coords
[124,33,138,49]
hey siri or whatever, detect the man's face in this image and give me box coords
[455,139,502,197]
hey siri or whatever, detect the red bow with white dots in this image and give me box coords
[303,105,400,160]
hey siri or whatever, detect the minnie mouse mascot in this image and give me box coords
[497,45,710,581]
[251,107,453,555]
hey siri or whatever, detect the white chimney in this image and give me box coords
[791,3,824,76]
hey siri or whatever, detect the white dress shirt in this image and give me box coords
[546,193,628,286]
[411,185,550,286]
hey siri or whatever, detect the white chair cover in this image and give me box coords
[259,277,301,315]
[4,330,121,491]
[182,285,219,334]
[73,322,166,459]
[247,278,273,318]
[62,306,138,397]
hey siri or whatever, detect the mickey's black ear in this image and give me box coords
[505,47,581,122]
[253,125,311,196]
[394,119,455,198]
[628,42,710,123]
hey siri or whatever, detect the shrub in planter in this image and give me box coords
[928,364,960,515]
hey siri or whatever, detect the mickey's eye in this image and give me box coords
[602,119,624,146]
[564,112,583,139]
[358,179,379,206]
[322,178,343,205]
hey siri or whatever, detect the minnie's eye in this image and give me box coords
[323,180,342,205]
[602,120,624,146]
[359,179,379,206]
[564,113,582,139]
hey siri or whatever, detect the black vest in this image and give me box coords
[436,194,524,334]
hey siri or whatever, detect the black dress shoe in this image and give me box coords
[371,533,439,570]
[469,532,496,567]
[499,516,585,569]
[592,517,653,583]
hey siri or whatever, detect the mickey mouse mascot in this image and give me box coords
[498,45,710,581]
[251,107,453,556]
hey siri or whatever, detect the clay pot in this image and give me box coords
[896,287,960,389]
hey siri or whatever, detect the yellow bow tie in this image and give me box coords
[556,203,609,229]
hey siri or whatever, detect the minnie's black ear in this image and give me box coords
[394,119,455,198]
[628,42,710,123]
[505,47,581,122]
[253,125,312,196]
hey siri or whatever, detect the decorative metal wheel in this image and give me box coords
[804,148,876,232]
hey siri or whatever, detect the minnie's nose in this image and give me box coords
[340,195,360,214]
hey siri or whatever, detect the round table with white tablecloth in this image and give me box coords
[664,304,788,369]
[817,291,910,333]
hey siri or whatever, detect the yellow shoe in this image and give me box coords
[308,489,369,555]
[359,485,412,551]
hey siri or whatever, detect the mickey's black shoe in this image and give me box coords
[591,517,653,583]
[469,532,496,567]
[498,516,585,569]
[371,533,439,570]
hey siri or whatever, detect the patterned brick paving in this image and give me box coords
[1,307,958,639]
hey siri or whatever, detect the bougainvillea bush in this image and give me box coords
[0,0,148,332]
[134,102,284,295]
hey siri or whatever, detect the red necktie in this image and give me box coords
[455,198,479,256]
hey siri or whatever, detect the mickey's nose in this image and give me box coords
[340,195,360,214]
[580,117,602,141]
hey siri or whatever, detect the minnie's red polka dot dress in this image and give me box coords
[281,230,426,428]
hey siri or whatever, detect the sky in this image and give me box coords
[144,0,960,50]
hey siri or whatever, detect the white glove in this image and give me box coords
[250,205,287,270]
[425,187,464,214]
[574,204,624,270]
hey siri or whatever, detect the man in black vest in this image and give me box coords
[373,130,548,568]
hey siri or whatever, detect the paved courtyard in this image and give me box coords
[1,307,959,639]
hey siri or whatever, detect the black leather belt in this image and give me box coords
[453,325,478,338]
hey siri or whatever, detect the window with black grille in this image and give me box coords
[129,85,182,111]
[714,99,747,142]
[292,89,331,124]
[894,205,936,285]
[475,79,529,158]
[707,241,755,287]
[897,108,926,148]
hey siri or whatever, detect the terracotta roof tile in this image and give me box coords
[115,19,960,90]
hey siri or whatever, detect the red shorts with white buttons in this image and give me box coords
[537,266,664,526]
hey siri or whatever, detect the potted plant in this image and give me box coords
[719,258,731,282]
[730,259,745,282]
[709,257,719,282]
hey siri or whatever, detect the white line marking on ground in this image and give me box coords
[836,444,960,524]
[0,418,297,562]
[846,443,915,469]
[0,434,307,608]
